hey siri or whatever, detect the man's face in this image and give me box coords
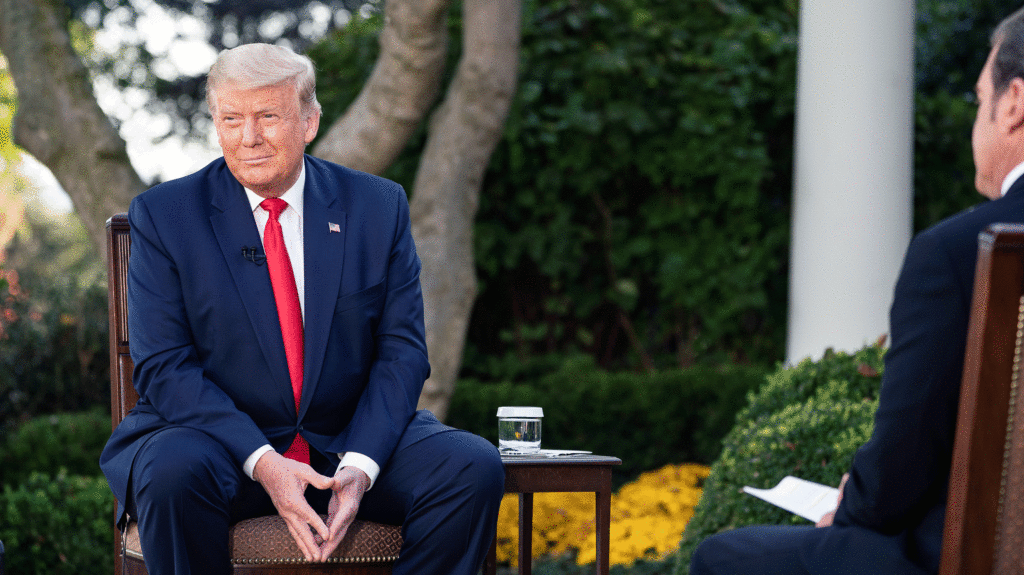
[212,81,319,199]
[973,45,1009,199]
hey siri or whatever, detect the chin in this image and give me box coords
[237,171,275,190]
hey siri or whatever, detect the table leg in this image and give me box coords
[596,489,611,575]
[484,534,497,575]
[519,492,533,575]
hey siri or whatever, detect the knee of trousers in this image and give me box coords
[689,532,729,575]
[426,432,505,507]
[132,428,239,511]
[455,433,505,499]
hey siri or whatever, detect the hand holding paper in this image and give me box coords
[814,473,848,527]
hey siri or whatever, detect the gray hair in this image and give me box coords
[206,43,322,117]
[991,7,1024,100]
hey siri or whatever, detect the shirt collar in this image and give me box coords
[1001,160,1024,197]
[244,160,306,219]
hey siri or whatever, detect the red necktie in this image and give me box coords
[260,198,309,464]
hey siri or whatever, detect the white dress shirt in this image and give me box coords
[239,163,380,488]
[1002,161,1024,197]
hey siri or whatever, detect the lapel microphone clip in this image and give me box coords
[242,246,266,265]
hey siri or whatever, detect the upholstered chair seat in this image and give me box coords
[120,516,402,569]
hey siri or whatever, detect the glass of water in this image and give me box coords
[497,406,543,453]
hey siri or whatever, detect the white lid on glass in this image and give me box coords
[496,406,544,418]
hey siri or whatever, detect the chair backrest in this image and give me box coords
[941,223,1024,575]
[107,213,136,432]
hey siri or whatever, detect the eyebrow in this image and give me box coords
[217,104,282,117]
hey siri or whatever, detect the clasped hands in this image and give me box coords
[252,451,371,562]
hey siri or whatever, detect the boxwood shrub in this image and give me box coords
[0,471,112,575]
[0,407,109,487]
[672,344,885,574]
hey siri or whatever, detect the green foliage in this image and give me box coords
[508,553,674,575]
[672,345,886,574]
[913,91,980,231]
[0,53,17,164]
[1,54,21,248]
[306,13,386,133]
[3,203,106,287]
[310,0,800,370]
[446,356,768,485]
[0,235,109,428]
[608,557,677,575]
[736,344,885,423]
[471,0,799,368]
[915,0,1023,96]
[0,471,112,575]
[0,408,109,487]
[0,410,112,574]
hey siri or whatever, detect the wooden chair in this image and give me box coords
[941,223,1024,575]
[106,213,402,575]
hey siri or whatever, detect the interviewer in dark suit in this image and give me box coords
[690,7,1024,575]
[99,43,504,575]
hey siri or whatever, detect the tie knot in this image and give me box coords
[261,198,288,221]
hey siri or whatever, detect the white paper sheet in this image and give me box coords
[743,476,840,522]
[499,449,593,457]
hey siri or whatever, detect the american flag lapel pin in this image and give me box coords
[329,222,341,233]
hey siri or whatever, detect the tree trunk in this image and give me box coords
[0,0,143,253]
[411,0,521,421]
[311,0,451,174]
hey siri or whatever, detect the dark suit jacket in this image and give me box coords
[100,155,448,519]
[832,177,1024,572]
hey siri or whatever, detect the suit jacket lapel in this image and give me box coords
[299,157,347,418]
[209,173,294,405]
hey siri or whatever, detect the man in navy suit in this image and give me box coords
[99,43,504,575]
[690,7,1024,575]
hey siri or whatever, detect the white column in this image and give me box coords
[786,0,916,363]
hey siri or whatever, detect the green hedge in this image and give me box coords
[0,471,112,575]
[524,554,676,575]
[672,344,885,574]
[0,410,112,574]
[0,407,109,488]
[446,356,769,485]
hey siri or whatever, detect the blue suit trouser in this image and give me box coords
[127,426,505,575]
[689,524,931,575]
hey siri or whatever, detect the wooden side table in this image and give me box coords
[483,454,622,575]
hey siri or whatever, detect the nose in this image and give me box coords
[241,117,262,147]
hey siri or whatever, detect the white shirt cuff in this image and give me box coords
[243,444,276,480]
[336,452,380,490]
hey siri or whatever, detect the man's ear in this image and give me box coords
[304,111,321,144]
[1001,77,1024,134]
